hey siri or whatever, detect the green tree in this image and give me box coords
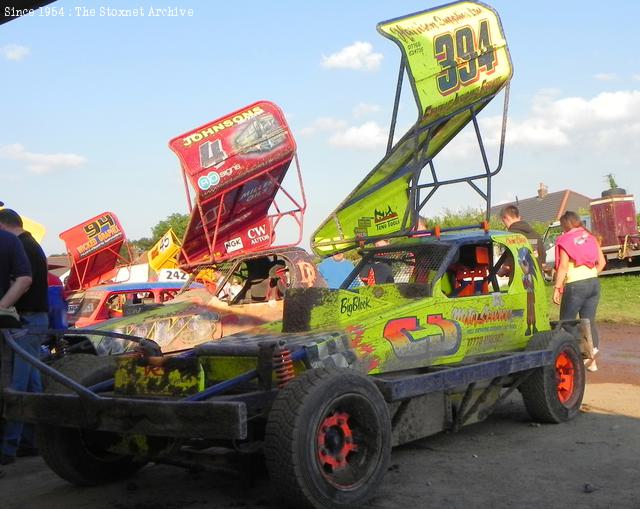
[423,208,504,231]
[126,212,190,256]
[129,237,154,252]
[150,213,190,244]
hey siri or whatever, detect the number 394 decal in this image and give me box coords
[383,314,461,358]
[434,19,496,96]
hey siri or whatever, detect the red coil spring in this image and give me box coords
[274,347,295,388]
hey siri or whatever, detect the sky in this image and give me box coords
[2,0,640,256]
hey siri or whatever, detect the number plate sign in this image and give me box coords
[378,1,512,124]
[158,268,189,282]
[169,101,295,201]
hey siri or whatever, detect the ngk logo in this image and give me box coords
[247,224,270,245]
[224,237,243,253]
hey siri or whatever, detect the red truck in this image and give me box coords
[590,188,640,274]
[544,183,640,276]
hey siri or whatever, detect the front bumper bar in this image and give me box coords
[3,389,247,440]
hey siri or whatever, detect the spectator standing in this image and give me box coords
[500,205,546,268]
[0,230,32,312]
[47,271,68,331]
[0,209,49,464]
[553,211,606,371]
[317,253,355,288]
[0,225,32,478]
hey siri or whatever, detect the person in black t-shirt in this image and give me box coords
[500,205,546,267]
[0,209,49,464]
[0,226,32,476]
[0,230,32,311]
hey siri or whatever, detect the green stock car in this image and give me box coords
[1,228,592,509]
[0,3,593,508]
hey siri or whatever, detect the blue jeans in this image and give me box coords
[560,277,600,348]
[2,312,48,456]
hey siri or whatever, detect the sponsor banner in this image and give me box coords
[238,176,277,206]
[60,212,125,262]
[169,101,295,200]
[377,1,512,124]
[246,221,271,247]
[224,236,244,253]
[340,295,372,317]
[59,211,127,291]
[208,218,272,260]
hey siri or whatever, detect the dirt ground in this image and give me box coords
[2,323,639,509]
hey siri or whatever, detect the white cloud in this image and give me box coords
[302,115,388,150]
[434,89,640,164]
[353,102,381,118]
[1,44,30,61]
[388,88,640,214]
[506,119,570,147]
[0,143,87,174]
[300,117,347,136]
[308,87,640,153]
[329,121,387,150]
[321,42,383,71]
[479,89,640,150]
[593,73,617,81]
[525,90,640,132]
[633,74,640,81]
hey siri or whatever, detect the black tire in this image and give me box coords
[520,330,585,423]
[38,354,145,486]
[43,353,115,393]
[264,368,391,509]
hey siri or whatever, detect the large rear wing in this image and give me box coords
[312,1,513,255]
[169,101,305,271]
[59,211,129,292]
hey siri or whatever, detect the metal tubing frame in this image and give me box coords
[314,61,511,251]
[374,350,553,402]
[1,328,307,404]
[1,330,100,400]
[66,241,134,292]
[3,327,557,441]
[180,154,307,269]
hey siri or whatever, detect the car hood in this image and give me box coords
[86,288,284,355]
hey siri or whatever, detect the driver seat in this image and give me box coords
[451,246,490,297]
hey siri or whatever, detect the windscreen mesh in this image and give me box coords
[347,245,450,288]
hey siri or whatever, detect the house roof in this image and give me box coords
[490,189,592,225]
[46,255,70,277]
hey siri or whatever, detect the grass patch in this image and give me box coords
[545,275,640,325]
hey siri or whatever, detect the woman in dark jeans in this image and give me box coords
[552,211,606,370]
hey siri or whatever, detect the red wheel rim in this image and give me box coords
[555,350,575,404]
[313,394,384,491]
[317,411,358,472]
